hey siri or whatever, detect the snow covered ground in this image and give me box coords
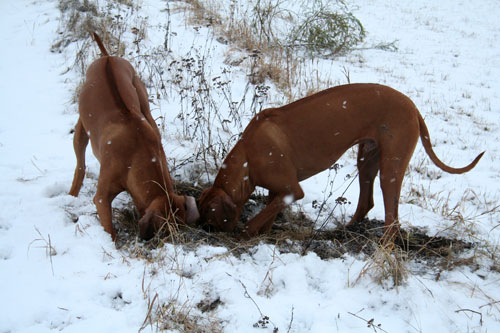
[1,0,500,332]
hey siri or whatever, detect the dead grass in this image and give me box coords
[181,0,365,102]
[139,294,224,332]
[356,242,409,287]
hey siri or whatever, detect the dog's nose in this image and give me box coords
[185,196,200,226]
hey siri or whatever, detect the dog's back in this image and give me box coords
[79,56,141,121]
[79,53,161,160]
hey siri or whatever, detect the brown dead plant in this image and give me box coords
[355,240,409,288]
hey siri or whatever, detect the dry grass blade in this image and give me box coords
[139,292,159,332]
[28,227,57,275]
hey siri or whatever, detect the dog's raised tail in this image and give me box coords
[418,113,484,174]
[92,32,109,57]
[91,32,140,114]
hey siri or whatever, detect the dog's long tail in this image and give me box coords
[91,32,137,114]
[418,113,484,174]
[92,32,109,56]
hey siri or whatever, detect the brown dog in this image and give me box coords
[198,83,484,241]
[69,33,199,241]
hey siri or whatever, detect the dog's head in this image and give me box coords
[138,194,199,240]
[197,187,238,232]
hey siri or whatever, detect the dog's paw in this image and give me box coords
[237,227,256,240]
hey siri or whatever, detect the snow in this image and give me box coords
[1,0,500,332]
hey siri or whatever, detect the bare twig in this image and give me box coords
[228,273,278,331]
[287,306,294,333]
[455,308,483,326]
[347,311,388,333]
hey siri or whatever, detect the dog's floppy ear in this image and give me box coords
[170,195,186,223]
[138,210,155,240]
[139,209,172,240]
[220,194,237,228]
[210,191,237,232]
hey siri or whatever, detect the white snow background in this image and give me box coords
[1,0,500,332]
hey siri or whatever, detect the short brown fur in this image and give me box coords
[198,84,484,242]
[69,33,199,242]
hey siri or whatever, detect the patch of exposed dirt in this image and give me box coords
[113,183,475,269]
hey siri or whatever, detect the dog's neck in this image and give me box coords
[214,141,254,207]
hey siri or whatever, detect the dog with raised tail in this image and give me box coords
[69,32,199,242]
[197,83,483,242]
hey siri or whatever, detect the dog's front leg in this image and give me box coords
[242,194,287,238]
[93,167,123,242]
[242,152,305,237]
[94,195,116,241]
[242,185,304,237]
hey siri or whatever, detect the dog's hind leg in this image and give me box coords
[378,148,414,243]
[348,141,379,225]
[69,119,89,197]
